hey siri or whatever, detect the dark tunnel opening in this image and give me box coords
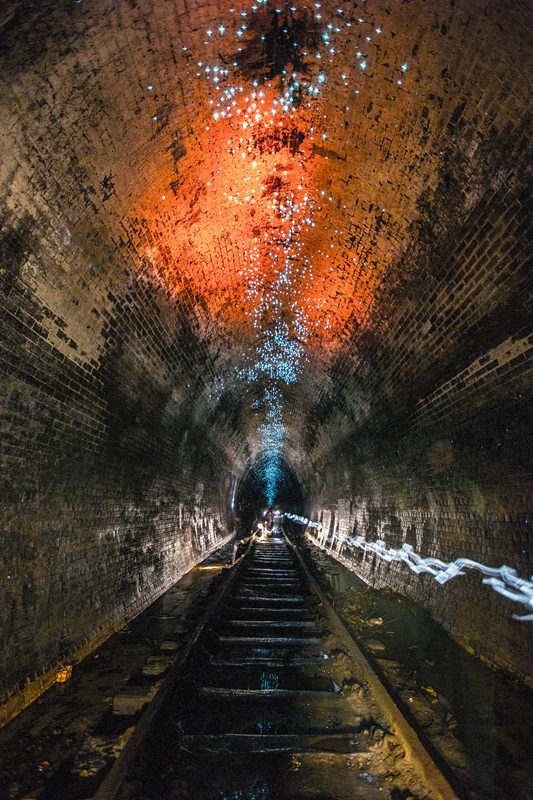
[233,455,307,535]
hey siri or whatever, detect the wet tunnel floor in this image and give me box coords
[0,544,238,800]
[0,535,532,800]
[116,536,425,800]
[296,534,533,800]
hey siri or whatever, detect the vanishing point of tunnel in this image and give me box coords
[0,0,532,796]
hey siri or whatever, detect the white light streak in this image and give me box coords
[286,515,533,621]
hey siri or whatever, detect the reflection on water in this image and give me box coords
[298,535,533,800]
[260,671,280,689]
[218,779,270,799]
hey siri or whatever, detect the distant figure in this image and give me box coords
[272,506,284,536]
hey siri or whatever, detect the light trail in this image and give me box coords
[286,514,533,621]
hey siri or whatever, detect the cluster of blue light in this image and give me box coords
[191,1,411,501]
[256,452,283,504]
[196,1,409,120]
[286,515,533,621]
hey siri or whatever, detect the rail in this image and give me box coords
[92,530,463,800]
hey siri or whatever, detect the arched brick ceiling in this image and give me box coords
[1,0,531,493]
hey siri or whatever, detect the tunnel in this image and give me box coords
[235,456,307,532]
[0,0,532,795]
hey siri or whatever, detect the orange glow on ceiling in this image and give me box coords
[137,79,380,349]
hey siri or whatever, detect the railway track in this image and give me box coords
[94,530,461,800]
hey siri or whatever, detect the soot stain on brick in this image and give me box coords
[151,102,175,137]
[365,120,526,377]
[100,339,169,461]
[311,142,347,162]
[262,173,285,198]
[0,215,37,294]
[231,1,322,88]
[251,124,306,157]
[167,135,187,174]
[100,173,116,202]
[97,276,219,494]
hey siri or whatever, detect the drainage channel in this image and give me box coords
[94,532,462,800]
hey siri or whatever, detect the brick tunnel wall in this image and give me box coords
[0,260,236,723]
[308,367,533,681]
[288,0,533,682]
[0,0,252,724]
[305,124,533,678]
[0,0,532,721]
